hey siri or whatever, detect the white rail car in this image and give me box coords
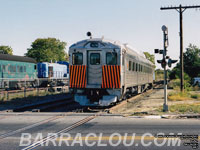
[69,37,154,106]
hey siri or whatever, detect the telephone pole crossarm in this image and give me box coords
[160,4,200,92]
[160,5,200,10]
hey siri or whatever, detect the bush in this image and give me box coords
[191,94,198,99]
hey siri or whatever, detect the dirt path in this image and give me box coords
[111,87,200,115]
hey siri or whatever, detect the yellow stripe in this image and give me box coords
[57,136,200,141]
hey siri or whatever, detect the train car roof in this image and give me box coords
[70,38,121,49]
[0,54,36,63]
[70,38,154,66]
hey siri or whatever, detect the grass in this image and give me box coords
[0,87,68,102]
[168,91,191,101]
[156,103,200,114]
[169,103,200,113]
[168,91,200,101]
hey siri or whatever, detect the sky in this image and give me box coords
[0,0,200,68]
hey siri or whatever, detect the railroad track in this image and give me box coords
[0,82,164,149]
[109,83,163,113]
[0,112,100,150]
[0,115,66,141]
[21,113,99,150]
[13,96,75,112]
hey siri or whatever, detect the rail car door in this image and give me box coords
[87,51,102,87]
[48,66,53,78]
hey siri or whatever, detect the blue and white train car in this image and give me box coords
[37,62,68,86]
[37,62,67,79]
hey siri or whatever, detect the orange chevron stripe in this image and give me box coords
[113,65,118,88]
[101,65,121,89]
[102,66,105,88]
[69,65,87,88]
[71,65,75,88]
[81,66,85,88]
[110,66,115,88]
[72,65,76,88]
[76,65,80,88]
[79,65,82,88]
[74,65,78,88]
[118,66,121,88]
[108,65,112,88]
[105,65,109,88]
[69,65,72,88]
[79,66,83,88]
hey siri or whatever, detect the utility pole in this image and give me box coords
[160,4,200,92]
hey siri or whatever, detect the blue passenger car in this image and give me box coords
[37,62,67,78]
[37,62,68,86]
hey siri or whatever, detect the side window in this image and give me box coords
[20,66,23,72]
[136,63,138,72]
[11,65,16,72]
[72,53,83,65]
[138,64,140,72]
[106,52,117,65]
[24,66,26,72]
[132,62,135,71]
[90,53,100,65]
[0,65,1,72]
[17,66,20,72]
[13,65,16,72]
[3,65,5,72]
[34,65,37,70]
[129,61,132,71]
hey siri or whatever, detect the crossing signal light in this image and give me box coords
[157,58,167,68]
[161,58,167,68]
[168,59,178,67]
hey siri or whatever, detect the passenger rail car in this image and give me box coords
[69,37,154,106]
[0,54,37,89]
[37,62,68,86]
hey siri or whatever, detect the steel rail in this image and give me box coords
[22,114,99,150]
[0,114,72,141]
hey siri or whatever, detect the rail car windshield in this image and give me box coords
[72,53,83,65]
[106,52,117,65]
[90,53,100,65]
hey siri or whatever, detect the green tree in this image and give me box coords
[25,38,67,62]
[0,45,13,55]
[169,44,200,80]
[184,44,200,78]
[143,52,155,66]
[65,52,69,62]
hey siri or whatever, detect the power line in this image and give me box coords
[160,4,200,92]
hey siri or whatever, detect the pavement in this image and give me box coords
[0,112,199,150]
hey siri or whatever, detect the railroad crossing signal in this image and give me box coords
[156,57,177,68]
[155,25,178,112]
[157,59,166,68]
[155,25,169,112]
[168,58,178,68]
